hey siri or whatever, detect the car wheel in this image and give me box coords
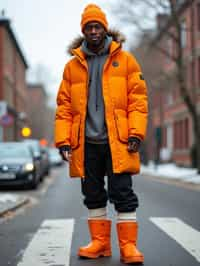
[29,175,39,189]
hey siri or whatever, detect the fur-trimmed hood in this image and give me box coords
[67,29,126,56]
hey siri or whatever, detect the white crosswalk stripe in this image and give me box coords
[150,217,200,263]
[17,219,74,266]
[16,217,200,265]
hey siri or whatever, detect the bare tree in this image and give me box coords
[109,0,200,173]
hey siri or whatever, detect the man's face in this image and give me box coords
[83,21,106,47]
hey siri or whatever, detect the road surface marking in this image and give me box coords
[150,217,200,262]
[17,219,74,266]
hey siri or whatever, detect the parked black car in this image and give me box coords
[41,146,51,176]
[0,142,40,189]
[22,139,45,180]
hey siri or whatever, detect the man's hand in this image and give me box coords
[58,145,72,162]
[127,137,141,153]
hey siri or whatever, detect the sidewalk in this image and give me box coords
[0,193,29,217]
[141,162,200,185]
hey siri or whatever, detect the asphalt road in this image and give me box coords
[0,164,199,266]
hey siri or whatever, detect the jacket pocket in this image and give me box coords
[71,114,81,149]
[114,109,128,143]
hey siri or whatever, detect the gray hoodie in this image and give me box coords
[81,36,112,144]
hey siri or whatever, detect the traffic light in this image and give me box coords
[21,127,32,137]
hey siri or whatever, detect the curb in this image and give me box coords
[0,197,30,217]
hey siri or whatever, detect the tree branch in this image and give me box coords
[153,43,177,62]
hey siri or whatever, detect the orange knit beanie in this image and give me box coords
[81,4,108,31]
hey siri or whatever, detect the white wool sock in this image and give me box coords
[88,207,107,220]
[117,212,137,222]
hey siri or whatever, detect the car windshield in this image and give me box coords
[0,145,31,159]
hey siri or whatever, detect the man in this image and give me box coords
[55,3,148,264]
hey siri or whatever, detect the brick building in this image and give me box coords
[0,17,28,141]
[151,0,200,167]
[27,83,49,140]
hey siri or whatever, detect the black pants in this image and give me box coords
[81,142,138,212]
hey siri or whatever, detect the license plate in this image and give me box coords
[0,173,16,179]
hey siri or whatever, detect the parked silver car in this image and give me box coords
[49,148,63,166]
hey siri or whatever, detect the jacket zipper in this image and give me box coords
[77,57,89,178]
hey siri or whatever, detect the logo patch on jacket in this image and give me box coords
[112,61,119,67]
[140,74,144,80]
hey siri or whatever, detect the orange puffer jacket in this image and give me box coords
[55,31,148,178]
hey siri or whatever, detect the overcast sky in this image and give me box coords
[0,0,153,107]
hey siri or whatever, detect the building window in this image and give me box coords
[3,31,13,67]
[180,19,187,49]
[173,118,189,150]
[166,90,173,106]
[184,118,189,148]
[176,0,185,8]
[167,124,173,150]
[198,3,200,32]
[162,126,167,147]
[178,120,183,149]
[198,57,200,88]
[190,60,195,88]
[173,122,177,149]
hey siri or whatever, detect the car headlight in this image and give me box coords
[23,163,34,172]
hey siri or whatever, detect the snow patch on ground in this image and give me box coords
[141,162,200,184]
[0,193,19,203]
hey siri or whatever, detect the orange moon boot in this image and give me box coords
[78,219,112,258]
[117,221,144,264]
